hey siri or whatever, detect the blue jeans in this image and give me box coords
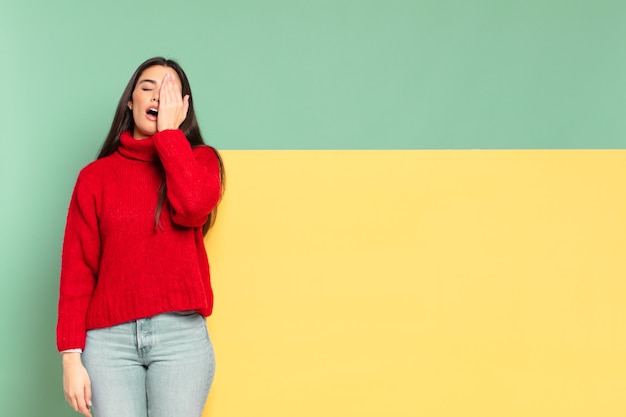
[82,311,215,417]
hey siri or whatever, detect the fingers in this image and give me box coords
[159,73,172,102]
[76,398,92,417]
[71,388,91,416]
[63,362,92,417]
[85,381,93,412]
[157,73,188,130]
[183,94,190,119]
[66,391,91,417]
[160,73,182,106]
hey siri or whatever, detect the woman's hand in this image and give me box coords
[62,353,92,417]
[157,73,190,132]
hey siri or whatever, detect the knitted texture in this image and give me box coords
[56,130,221,351]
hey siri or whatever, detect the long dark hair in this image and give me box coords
[98,57,225,235]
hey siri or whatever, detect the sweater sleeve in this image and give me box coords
[152,129,222,228]
[56,172,100,351]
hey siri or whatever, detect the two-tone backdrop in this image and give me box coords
[2,1,626,416]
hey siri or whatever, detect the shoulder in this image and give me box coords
[192,144,218,156]
[76,154,119,183]
[192,145,221,165]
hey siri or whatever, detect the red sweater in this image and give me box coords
[56,130,221,351]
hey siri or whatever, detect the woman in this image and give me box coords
[57,57,225,417]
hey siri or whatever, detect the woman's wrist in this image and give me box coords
[62,352,82,363]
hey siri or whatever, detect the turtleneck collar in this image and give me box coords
[117,131,158,162]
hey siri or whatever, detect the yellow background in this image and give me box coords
[202,150,626,417]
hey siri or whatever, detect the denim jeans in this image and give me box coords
[82,311,215,417]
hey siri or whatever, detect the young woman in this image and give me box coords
[57,57,225,417]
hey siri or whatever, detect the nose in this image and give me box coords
[151,95,159,102]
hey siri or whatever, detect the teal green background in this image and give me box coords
[1,1,626,415]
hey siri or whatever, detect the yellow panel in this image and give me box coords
[202,150,626,417]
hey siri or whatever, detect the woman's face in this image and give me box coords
[128,65,183,140]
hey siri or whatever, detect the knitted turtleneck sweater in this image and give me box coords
[56,130,221,351]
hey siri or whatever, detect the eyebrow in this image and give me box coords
[137,79,157,85]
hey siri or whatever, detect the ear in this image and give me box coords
[128,101,133,110]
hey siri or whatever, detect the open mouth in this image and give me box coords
[146,107,158,121]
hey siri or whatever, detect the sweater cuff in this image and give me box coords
[152,129,194,159]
